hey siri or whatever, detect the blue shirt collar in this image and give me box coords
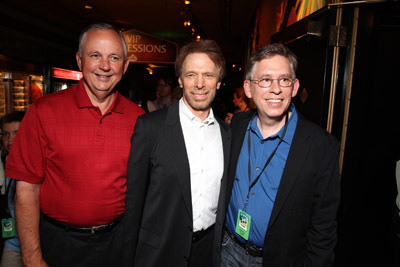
[247,103,298,144]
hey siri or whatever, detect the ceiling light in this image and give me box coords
[84,5,93,10]
[185,1,191,5]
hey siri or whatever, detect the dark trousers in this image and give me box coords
[188,226,214,267]
[39,215,123,267]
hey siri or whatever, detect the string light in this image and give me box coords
[181,0,204,41]
[146,68,153,75]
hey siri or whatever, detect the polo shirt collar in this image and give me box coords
[74,79,125,114]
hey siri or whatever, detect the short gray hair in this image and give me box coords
[78,23,127,58]
[245,43,298,80]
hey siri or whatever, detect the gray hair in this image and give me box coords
[245,43,298,80]
[78,23,127,58]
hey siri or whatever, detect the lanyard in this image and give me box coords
[4,178,15,214]
[244,112,289,211]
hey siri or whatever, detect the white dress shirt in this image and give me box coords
[179,99,224,232]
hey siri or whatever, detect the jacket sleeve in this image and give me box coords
[305,133,341,267]
[122,116,153,267]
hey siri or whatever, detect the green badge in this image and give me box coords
[235,209,251,240]
[2,218,16,238]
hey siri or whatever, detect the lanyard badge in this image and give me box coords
[235,209,251,240]
[2,217,16,238]
[235,112,289,242]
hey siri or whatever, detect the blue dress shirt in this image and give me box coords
[226,104,298,247]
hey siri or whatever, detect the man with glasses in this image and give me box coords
[221,43,340,267]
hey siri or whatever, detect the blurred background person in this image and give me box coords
[0,111,25,267]
[153,74,174,110]
[170,86,183,105]
[225,87,252,124]
[129,86,157,113]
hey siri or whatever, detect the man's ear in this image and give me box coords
[76,52,82,71]
[243,80,252,99]
[178,77,183,88]
[123,59,130,74]
[292,79,300,98]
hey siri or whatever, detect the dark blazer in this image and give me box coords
[123,102,231,267]
[221,110,340,267]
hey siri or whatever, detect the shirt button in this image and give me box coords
[261,140,264,144]
[256,167,260,171]
[251,192,255,196]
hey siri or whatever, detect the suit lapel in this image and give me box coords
[226,110,255,207]
[218,117,231,181]
[215,117,231,219]
[267,115,312,230]
[165,103,193,219]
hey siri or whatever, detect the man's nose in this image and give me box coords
[269,79,282,93]
[195,76,204,88]
[99,58,111,70]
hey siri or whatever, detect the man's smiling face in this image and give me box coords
[76,29,129,100]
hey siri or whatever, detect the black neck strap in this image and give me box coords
[244,111,289,210]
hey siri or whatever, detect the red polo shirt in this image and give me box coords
[5,80,144,226]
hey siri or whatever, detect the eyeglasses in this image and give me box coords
[249,77,295,88]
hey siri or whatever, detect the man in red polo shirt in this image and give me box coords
[5,23,144,267]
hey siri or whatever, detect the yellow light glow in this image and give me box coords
[84,5,93,9]
[232,64,236,68]
[196,35,201,41]
[185,1,190,5]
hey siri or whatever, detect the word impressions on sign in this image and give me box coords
[125,35,167,54]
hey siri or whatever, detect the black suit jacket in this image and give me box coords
[221,110,340,267]
[123,102,231,267]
